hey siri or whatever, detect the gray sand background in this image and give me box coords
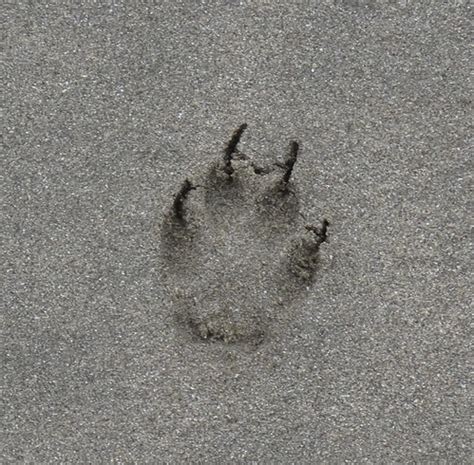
[2,1,472,463]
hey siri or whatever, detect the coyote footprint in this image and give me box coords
[160,124,329,345]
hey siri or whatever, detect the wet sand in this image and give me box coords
[2,1,471,463]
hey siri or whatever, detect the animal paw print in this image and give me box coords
[160,124,329,345]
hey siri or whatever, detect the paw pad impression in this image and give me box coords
[160,124,329,345]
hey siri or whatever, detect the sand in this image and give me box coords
[2,1,471,463]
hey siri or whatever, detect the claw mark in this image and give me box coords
[223,123,248,178]
[289,219,330,280]
[172,178,198,220]
[281,141,299,187]
[305,219,330,247]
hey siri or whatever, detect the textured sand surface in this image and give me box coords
[2,1,471,463]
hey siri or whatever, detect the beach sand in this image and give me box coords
[2,1,471,462]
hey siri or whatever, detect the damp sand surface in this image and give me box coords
[2,2,471,463]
